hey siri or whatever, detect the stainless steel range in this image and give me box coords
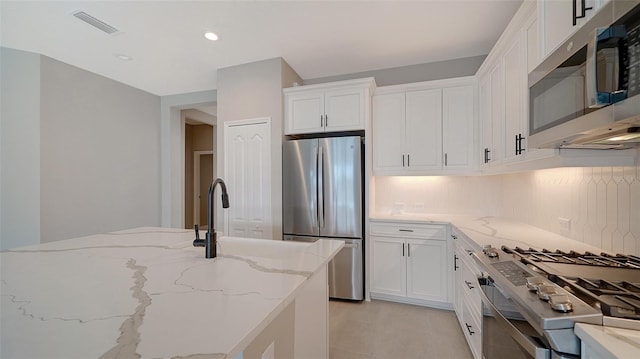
[502,246,640,330]
[472,244,640,358]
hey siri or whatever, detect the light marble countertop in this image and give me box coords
[0,227,344,359]
[370,213,608,254]
[575,323,640,358]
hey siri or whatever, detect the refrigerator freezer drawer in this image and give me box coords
[328,238,364,300]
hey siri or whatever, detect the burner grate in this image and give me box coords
[503,246,640,269]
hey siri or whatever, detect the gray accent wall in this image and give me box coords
[0,48,41,250]
[216,57,302,239]
[1,47,162,248]
[303,55,486,86]
[40,56,162,243]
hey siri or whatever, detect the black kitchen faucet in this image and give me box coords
[193,178,230,258]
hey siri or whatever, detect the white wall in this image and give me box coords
[216,58,302,239]
[304,55,485,86]
[0,48,41,250]
[374,150,640,256]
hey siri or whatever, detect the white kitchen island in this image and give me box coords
[0,227,343,359]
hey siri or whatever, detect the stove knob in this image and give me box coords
[537,285,557,301]
[526,277,545,292]
[483,247,499,258]
[549,294,573,313]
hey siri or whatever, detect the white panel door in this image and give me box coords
[406,238,448,302]
[324,87,365,132]
[371,235,406,296]
[406,89,442,171]
[442,85,474,169]
[224,119,271,239]
[372,93,405,173]
[285,91,324,134]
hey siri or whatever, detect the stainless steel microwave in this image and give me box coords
[529,0,640,149]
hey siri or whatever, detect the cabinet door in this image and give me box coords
[503,35,525,162]
[453,245,465,319]
[324,87,365,132]
[285,91,324,135]
[406,238,448,302]
[525,10,541,73]
[442,86,474,169]
[371,235,406,296]
[479,74,493,167]
[541,0,598,57]
[405,89,442,171]
[224,120,272,239]
[490,62,505,163]
[373,93,405,173]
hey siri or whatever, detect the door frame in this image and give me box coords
[193,150,214,228]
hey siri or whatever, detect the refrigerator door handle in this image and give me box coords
[318,145,324,229]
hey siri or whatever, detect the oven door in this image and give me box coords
[478,277,551,359]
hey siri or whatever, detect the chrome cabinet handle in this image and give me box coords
[399,229,414,232]
[454,255,459,271]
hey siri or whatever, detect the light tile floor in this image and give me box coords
[329,299,473,359]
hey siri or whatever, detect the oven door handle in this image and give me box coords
[478,278,551,359]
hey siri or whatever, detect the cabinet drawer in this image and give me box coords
[459,250,482,317]
[462,294,482,359]
[370,222,446,239]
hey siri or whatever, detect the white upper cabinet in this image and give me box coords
[372,92,405,171]
[503,33,526,163]
[540,0,606,58]
[405,89,443,171]
[284,78,375,135]
[372,77,476,175]
[442,86,474,169]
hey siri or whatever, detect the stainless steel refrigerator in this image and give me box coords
[283,136,364,300]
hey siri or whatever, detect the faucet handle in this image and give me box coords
[193,224,205,247]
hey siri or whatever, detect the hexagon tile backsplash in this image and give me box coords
[374,154,640,256]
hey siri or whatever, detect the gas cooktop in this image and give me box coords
[503,246,640,329]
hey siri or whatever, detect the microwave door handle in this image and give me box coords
[587,26,628,108]
[477,279,551,358]
[586,28,603,108]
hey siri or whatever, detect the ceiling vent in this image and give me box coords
[72,10,119,34]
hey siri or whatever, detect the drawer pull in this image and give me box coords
[465,323,475,335]
[465,280,475,290]
[398,229,414,232]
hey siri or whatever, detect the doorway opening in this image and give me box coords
[184,110,215,230]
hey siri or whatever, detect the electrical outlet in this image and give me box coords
[392,202,405,214]
[558,218,571,231]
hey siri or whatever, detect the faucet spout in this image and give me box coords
[193,178,230,258]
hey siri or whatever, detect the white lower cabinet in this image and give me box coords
[370,222,451,307]
[452,228,483,359]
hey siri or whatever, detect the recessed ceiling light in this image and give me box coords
[114,53,132,61]
[204,32,219,41]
